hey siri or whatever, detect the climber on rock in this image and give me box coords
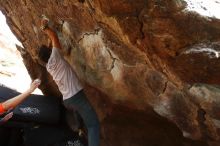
[0,79,41,124]
[38,16,100,146]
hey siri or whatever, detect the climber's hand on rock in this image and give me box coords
[40,15,49,31]
[28,79,41,93]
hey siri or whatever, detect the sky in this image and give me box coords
[0,11,21,47]
[0,11,41,94]
[184,0,220,19]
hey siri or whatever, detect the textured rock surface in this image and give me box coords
[0,0,220,145]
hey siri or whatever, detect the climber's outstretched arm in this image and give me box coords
[40,18,62,50]
[42,28,61,50]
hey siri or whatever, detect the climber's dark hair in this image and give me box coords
[38,45,52,63]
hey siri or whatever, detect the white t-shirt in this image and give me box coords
[46,48,83,100]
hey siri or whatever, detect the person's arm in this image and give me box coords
[1,79,41,111]
[41,18,62,50]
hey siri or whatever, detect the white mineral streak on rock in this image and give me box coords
[184,47,220,58]
[63,21,71,35]
[80,30,122,81]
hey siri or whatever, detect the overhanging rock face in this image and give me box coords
[0,0,220,145]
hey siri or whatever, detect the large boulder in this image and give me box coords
[0,0,220,145]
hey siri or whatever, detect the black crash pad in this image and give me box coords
[0,84,61,125]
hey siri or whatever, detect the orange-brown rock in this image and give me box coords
[0,0,220,145]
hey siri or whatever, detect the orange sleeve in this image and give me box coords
[0,103,5,114]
